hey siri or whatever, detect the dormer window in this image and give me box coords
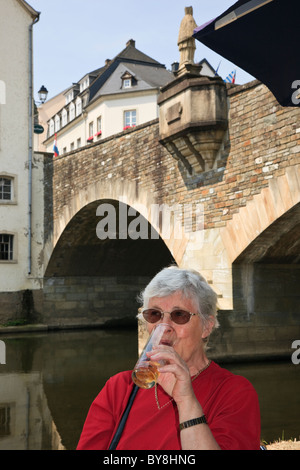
[121,71,136,89]
[69,102,75,121]
[54,114,60,132]
[49,119,54,136]
[80,78,89,92]
[76,97,82,116]
[123,79,132,88]
[65,90,74,104]
[62,108,68,127]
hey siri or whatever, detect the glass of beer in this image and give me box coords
[132,323,177,389]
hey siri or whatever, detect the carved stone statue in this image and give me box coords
[158,6,228,176]
[178,7,198,69]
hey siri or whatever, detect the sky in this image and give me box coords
[29,0,254,102]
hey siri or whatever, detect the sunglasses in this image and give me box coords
[142,308,198,325]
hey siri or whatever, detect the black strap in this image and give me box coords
[108,384,139,450]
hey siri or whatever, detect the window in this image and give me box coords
[54,115,60,132]
[0,178,12,201]
[0,176,15,203]
[124,110,136,128]
[0,234,13,261]
[80,78,89,92]
[70,142,75,151]
[76,98,82,116]
[123,79,131,88]
[96,116,102,137]
[69,102,75,121]
[49,119,54,136]
[89,121,94,137]
[121,71,135,89]
[97,116,102,132]
[62,109,68,127]
[0,406,10,437]
[77,138,81,148]
[65,90,74,104]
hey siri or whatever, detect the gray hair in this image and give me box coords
[137,266,219,332]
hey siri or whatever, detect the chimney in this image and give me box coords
[171,62,179,73]
[105,59,111,66]
[126,39,136,48]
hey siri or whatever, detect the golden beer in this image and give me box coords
[132,361,160,389]
[131,323,176,389]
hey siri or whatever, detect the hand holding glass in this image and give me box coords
[132,323,177,389]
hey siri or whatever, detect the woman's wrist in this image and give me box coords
[176,394,204,422]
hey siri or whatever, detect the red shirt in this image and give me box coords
[77,361,261,450]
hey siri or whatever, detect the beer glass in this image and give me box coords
[132,323,177,389]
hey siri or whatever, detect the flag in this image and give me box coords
[53,134,59,157]
[224,70,236,84]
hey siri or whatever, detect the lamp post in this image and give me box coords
[34,85,48,132]
[37,85,48,104]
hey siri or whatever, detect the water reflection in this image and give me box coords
[0,328,298,449]
[225,361,300,443]
[0,329,138,450]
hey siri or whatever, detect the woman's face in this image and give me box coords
[147,291,213,364]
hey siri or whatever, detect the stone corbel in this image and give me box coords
[158,74,228,176]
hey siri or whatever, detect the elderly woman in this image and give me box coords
[77,266,261,450]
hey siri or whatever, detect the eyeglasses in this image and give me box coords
[142,308,198,325]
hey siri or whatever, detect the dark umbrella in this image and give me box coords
[193,0,300,107]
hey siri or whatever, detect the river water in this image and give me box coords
[0,328,299,450]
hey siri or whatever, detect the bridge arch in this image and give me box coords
[212,167,300,359]
[44,177,192,277]
[220,166,300,264]
[43,178,202,325]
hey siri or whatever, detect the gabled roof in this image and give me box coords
[88,39,168,102]
[116,39,163,66]
[198,59,216,77]
[93,62,173,100]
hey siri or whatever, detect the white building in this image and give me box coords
[0,0,44,319]
[42,40,174,155]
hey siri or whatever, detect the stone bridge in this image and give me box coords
[42,79,300,361]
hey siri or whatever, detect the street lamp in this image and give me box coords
[37,85,48,104]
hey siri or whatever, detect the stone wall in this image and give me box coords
[42,276,151,328]
[208,264,300,362]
